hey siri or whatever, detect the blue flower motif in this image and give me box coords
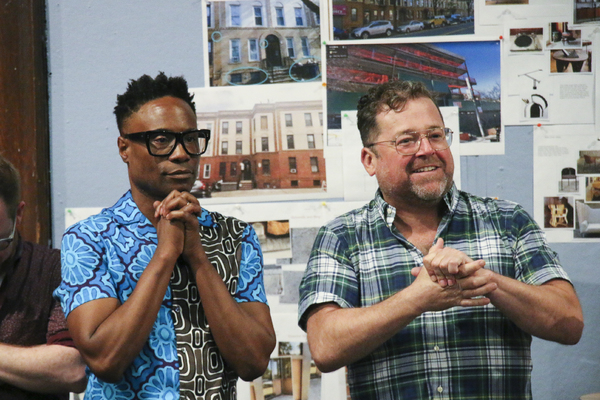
[129,244,156,281]
[139,367,179,399]
[148,322,177,362]
[72,286,107,309]
[238,241,261,292]
[87,378,134,400]
[61,233,99,285]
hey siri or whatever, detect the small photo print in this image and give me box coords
[509,28,543,52]
[543,197,574,229]
[574,200,600,238]
[585,177,600,202]
[577,150,600,175]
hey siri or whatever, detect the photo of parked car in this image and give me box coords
[351,20,394,39]
[424,15,447,29]
[396,20,424,33]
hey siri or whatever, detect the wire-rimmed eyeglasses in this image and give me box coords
[0,217,17,252]
[366,127,453,156]
[122,129,211,157]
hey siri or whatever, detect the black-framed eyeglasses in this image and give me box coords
[122,129,211,157]
[0,217,17,252]
[366,127,453,156]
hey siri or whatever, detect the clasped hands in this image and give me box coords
[153,190,204,262]
[411,238,498,309]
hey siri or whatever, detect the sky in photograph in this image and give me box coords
[432,40,501,95]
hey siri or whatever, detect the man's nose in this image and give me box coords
[169,141,190,161]
[415,134,435,156]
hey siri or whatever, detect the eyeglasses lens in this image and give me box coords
[148,131,207,156]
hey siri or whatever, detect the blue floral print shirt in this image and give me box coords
[54,191,267,399]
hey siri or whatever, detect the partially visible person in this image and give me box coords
[55,72,276,399]
[0,155,87,400]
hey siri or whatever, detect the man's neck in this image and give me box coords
[388,196,444,254]
[130,187,161,227]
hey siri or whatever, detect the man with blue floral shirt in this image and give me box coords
[55,72,276,399]
[298,80,583,399]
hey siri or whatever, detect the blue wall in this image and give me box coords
[47,2,600,398]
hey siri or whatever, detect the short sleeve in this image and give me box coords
[54,217,118,318]
[508,204,571,285]
[297,224,359,331]
[235,224,268,304]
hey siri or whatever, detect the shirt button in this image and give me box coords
[437,386,443,393]
[174,305,181,312]
[434,345,440,351]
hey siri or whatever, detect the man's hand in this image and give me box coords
[154,190,203,264]
[421,238,485,287]
[410,261,497,313]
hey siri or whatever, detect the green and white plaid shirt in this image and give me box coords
[298,185,570,400]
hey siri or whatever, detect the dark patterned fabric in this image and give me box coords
[0,237,71,400]
[55,191,267,399]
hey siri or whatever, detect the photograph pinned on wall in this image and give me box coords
[574,0,600,25]
[546,22,583,50]
[533,125,600,242]
[189,82,334,204]
[330,0,474,41]
[519,92,550,121]
[543,196,575,229]
[204,0,321,86]
[577,150,600,175]
[584,176,600,201]
[550,48,592,74]
[251,341,323,400]
[325,39,503,156]
[251,220,291,265]
[508,27,543,53]
[574,200,600,238]
[480,1,572,26]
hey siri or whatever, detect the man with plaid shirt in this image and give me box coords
[298,81,583,399]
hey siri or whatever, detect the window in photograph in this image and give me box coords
[261,115,268,129]
[285,113,293,127]
[310,157,319,172]
[304,113,313,127]
[287,135,295,149]
[230,162,237,176]
[230,4,241,26]
[289,157,297,172]
[221,141,229,155]
[374,10,378,19]
[313,179,320,186]
[364,11,370,24]
[219,162,226,176]
[286,37,295,58]
[351,8,357,21]
[301,37,310,57]
[262,159,271,175]
[236,121,242,134]
[307,134,315,149]
[222,121,229,134]
[249,39,259,61]
[236,141,243,154]
[254,5,263,26]
[294,7,304,26]
[276,6,285,26]
[203,164,211,179]
[262,137,269,151]
[230,73,242,84]
[207,3,212,27]
[230,39,240,63]
[319,112,323,126]
[291,180,299,187]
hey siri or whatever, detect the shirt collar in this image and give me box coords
[108,190,218,228]
[373,183,459,230]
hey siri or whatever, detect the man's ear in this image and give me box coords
[15,201,25,226]
[361,147,378,177]
[118,136,129,163]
